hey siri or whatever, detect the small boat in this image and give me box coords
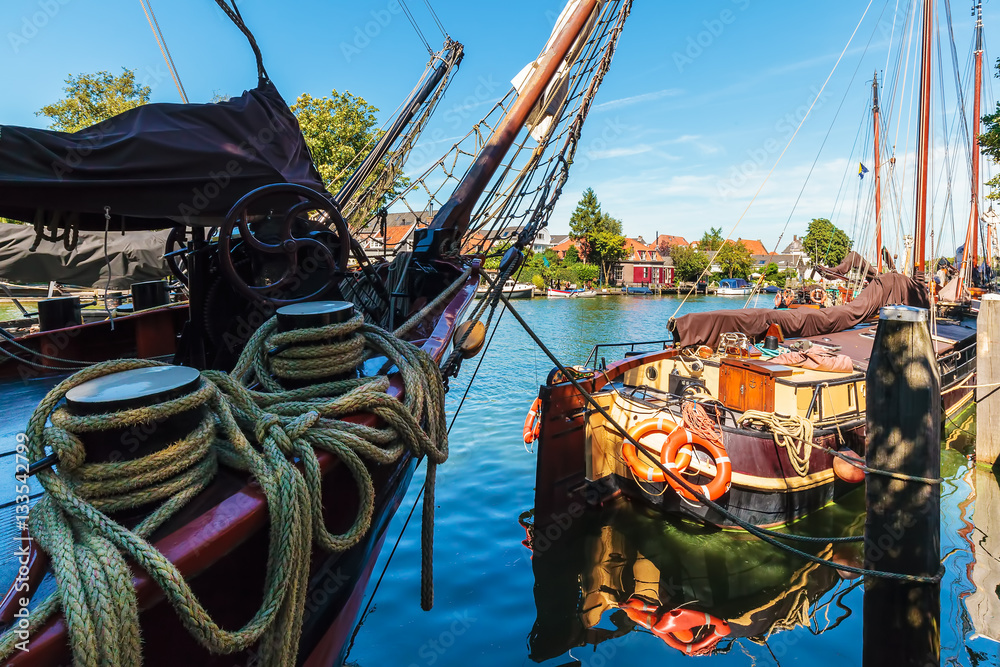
[475,279,534,299]
[547,288,596,298]
[626,286,653,295]
[716,278,753,295]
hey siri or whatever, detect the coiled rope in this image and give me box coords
[0,303,452,663]
[739,410,814,477]
[220,307,448,609]
[0,358,313,667]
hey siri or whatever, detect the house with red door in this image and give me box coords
[613,236,674,286]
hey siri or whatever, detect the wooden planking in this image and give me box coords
[977,295,1000,466]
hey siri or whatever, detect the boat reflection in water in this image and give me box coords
[522,490,865,662]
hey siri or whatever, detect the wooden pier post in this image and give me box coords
[978,294,1000,467]
[864,305,941,667]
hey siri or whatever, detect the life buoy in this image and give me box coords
[653,608,731,656]
[809,287,825,305]
[523,397,542,444]
[659,428,732,502]
[621,417,687,483]
[620,597,659,630]
[774,292,782,308]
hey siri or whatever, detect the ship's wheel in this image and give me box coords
[218,183,351,306]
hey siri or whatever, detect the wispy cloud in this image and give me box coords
[587,144,653,160]
[594,88,683,111]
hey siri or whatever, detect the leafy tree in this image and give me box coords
[698,227,724,251]
[802,217,852,265]
[564,244,580,264]
[568,188,603,261]
[483,241,513,271]
[670,245,711,282]
[291,90,404,196]
[763,262,781,283]
[591,216,627,284]
[715,240,754,278]
[37,69,151,132]
[576,264,600,283]
[531,274,546,290]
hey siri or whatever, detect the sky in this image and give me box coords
[2,0,999,257]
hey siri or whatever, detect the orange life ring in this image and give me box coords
[621,417,688,483]
[659,428,732,502]
[773,292,782,308]
[523,397,542,444]
[653,608,731,656]
[809,287,825,304]
[620,597,659,630]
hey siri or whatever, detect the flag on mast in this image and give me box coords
[858,162,869,179]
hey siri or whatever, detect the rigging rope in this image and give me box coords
[671,0,877,320]
[739,411,814,477]
[0,287,460,661]
[398,0,434,55]
[138,0,188,103]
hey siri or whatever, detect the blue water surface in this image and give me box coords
[344,294,999,667]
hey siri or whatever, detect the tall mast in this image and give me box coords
[417,0,599,254]
[971,1,984,270]
[913,0,934,274]
[874,72,883,273]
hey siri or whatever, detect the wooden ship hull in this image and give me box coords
[532,314,975,530]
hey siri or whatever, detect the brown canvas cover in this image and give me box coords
[669,272,929,348]
[816,251,876,282]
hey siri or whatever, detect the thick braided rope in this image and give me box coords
[739,410,814,477]
[0,359,313,667]
[223,311,448,610]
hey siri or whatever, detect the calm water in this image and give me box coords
[344,294,998,667]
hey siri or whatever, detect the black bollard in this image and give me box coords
[863,305,940,666]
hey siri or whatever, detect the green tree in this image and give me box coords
[763,262,781,283]
[291,90,399,195]
[568,188,603,262]
[670,245,711,282]
[715,240,754,278]
[802,218,852,265]
[592,225,627,284]
[564,244,580,264]
[698,227,724,251]
[576,264,600,283]
[37,69,151,132]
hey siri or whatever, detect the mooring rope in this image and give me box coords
[740,411,814,477]
[1,297,454,662]
[0,358,313,666]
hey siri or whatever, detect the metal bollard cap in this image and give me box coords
[879,305,928,322]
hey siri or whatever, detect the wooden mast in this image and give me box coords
[913,0,934,274]
[958,2,983,289]
[416,0,600,254]
[874,72,883,273]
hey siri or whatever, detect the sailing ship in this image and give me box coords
[0,0,634,663]
[529,0,978,530]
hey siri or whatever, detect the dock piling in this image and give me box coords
[863,305,941,667]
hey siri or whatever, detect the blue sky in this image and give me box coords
[3,0,998,256]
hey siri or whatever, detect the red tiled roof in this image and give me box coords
[656,234,688,248]
[737,238,768,255]
[623,237,659,261]
[385,224,415,247]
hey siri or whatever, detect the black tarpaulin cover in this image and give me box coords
[0,79,326,231]
[0,222,171,288]
[670,272,930,348]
